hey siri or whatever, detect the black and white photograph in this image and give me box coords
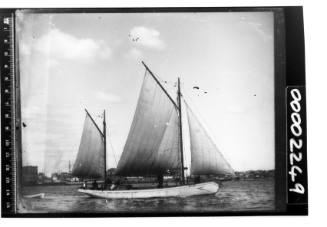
[1,4,311,218]
[16,10,276,213]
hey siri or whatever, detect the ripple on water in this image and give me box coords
[21,178,275,213]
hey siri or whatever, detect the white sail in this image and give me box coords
[72,112,105,179]
[116,70,181,176]
[185,103,234,176]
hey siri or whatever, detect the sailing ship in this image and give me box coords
[72,62,234,199]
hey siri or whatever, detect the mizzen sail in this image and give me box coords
[116,69,181,176]
[185,103,234,176]
[72,111,105,179]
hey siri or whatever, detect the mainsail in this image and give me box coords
[116,69,181,176]
[72,111,105,179]
[185,102,235,176]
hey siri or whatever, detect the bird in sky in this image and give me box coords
[129,33,140,42]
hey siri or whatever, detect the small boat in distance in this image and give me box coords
[24,193,45,199]
[72,61,234,199]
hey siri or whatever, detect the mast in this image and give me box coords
[68,161,71,173]
[103,110,107,188]
[73,109,107,179]
[184,100,235,176]
[141,61,178,109]
[116,63,182,177]
[177,78,185,184]
[84,108,104,137]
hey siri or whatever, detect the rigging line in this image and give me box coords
[103,108,117,167]
[133,92,159,172]
[182,88,220,143]
[182,89,234,172]
[141,61,178,109]
[84,108,104,137]
[181,86,217,140]
[107,133,118,167]
[156,77,176,88]
[117,69,149,171]
[120,72,159,174]
[141,82,175,169]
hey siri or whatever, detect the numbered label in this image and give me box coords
[287,86,307,204]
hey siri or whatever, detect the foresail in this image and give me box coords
[116,70,181,176]
[72,113,105,179]
[185,103,234,176]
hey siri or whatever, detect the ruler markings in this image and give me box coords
[1,13,17,215]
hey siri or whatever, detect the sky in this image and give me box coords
[17,11,275,176]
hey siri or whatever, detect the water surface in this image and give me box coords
[21,178,274,213]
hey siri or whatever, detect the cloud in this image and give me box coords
[96,91,122,103]
[22,28,112,62]
[129,26,165,50]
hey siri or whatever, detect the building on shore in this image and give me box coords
[51,171,74,183]
[22,166,38,185]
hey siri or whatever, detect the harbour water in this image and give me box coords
[21,178,274,213]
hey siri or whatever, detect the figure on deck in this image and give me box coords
[105,178,112,190]
[82,181,87,189]
[194,175,201,184]
[110,179,121,190]
[92,180,98,190]
[157,174,164,188]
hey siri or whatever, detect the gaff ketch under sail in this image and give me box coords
[72,61,234,184]
[73,61,234,199]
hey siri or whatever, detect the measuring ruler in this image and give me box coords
[1,12,19,216]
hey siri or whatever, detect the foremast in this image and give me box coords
[79,108,107,185]
[103,110,107,188]
[177,78,185,185]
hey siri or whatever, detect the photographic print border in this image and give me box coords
[0,6,307,217]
